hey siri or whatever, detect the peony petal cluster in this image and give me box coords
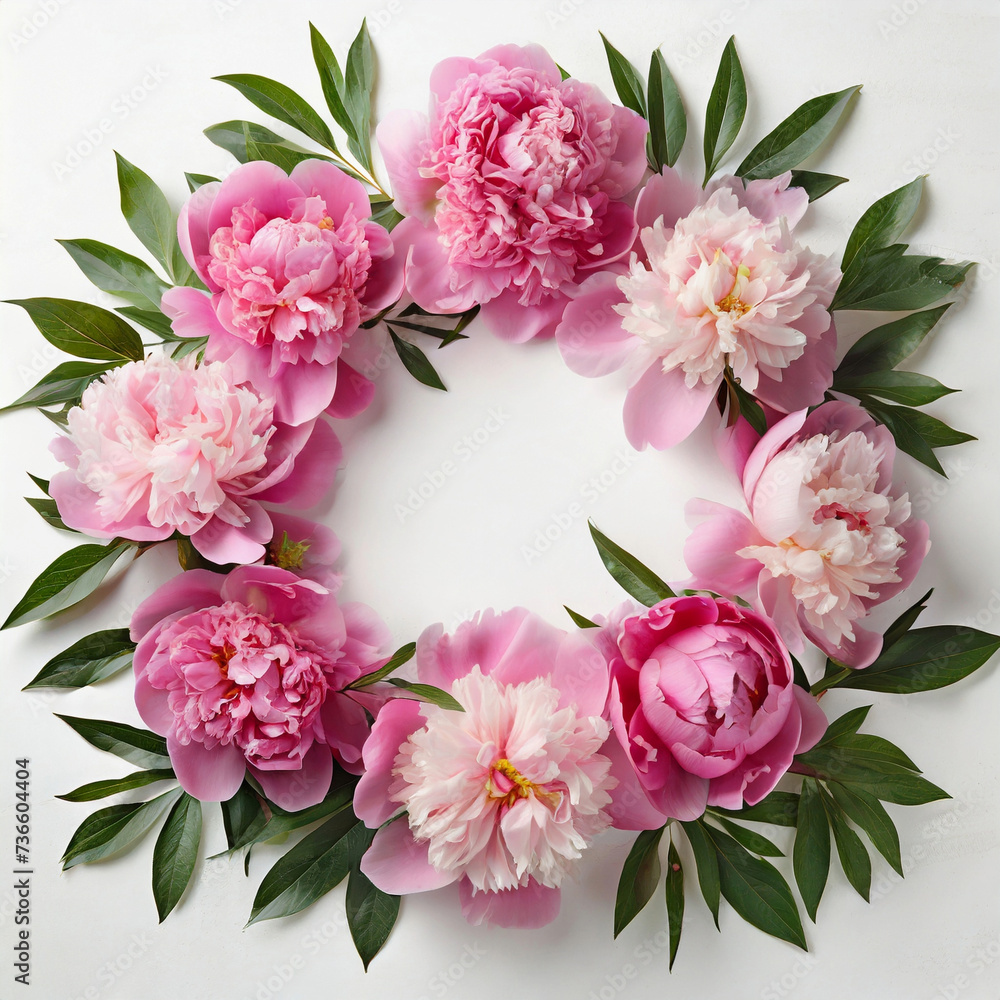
[163,160,404,426]
[684,400,930,667]
[131,564,392,810]
[380,43,647,342]
[49,352,339,565]
[354,608,615,928]
[595,595,827,828]
[556,168,840,449]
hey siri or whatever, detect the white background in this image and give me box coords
[1,1,998,998]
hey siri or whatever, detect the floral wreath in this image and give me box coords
[4,22,996,973]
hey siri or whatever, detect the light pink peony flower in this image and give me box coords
[49,352,339,565]
[556,168,840,449]
[595,595,827,829]
[379,44,647,342]
[131,564,392,808]
[354,608,615,928]
[684,401,930,667]
[162,160,404,426]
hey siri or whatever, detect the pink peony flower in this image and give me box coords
[131,564,392,809]
[379,44,647,342]
[684,400,930,668]
[354,608,615,928]
[556,168,840,449]
[162,160,404,426]
[49,352,339,565]
[596,595,827,829]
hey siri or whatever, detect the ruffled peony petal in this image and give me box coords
[458,877,561,928]
[130,569,225,640]
[355,700,426,827]
[167,732,246,803]
[792,686,828,753]
[375,110,438,222]
[206,160,302,234]
[481,43,561,82]
[249,744,333,811]
[602,734,671,830]
[50,471,174,543]
[394,216,480,314]
[360,822,458,894]
[623,362,717,451]
[289,159,372,222]
[683,499,765,598]
[254,418,341,508]
[161,285,227,338]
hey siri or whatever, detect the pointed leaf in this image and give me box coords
[614,827,664,937]
[309,22,358,142]
[348,642,416,689]
[57,769,175,803]
[842,177,923,272]
[862,400,975,476]
[564,606,600,629]
[680,820,720,927]
[881,588,933,651]
[24,496,77,533]
[835,369,956,407]
[664,840,684,970]
[58,239,169,312]
[24,628,135,689]
[814,705,871,745]
[4,358,111,413]
[5,298,143,363]
[716,818,783,857]
[703,37,746,185]
[152,793,202,921]
[343,20,374,171]
[599,34,646,117]
[821,788,871,900]
[389,330,447,390]
[222,782,267,851]
[827,783,901,876]
[117,306,176,339]
[386,679,463,712]
[588,521,675,606]
[836,305,951,377]
[793,779,830,922]
[713,790,800,827]
[789,170,848,201]
[185,172,218,192]
[57,715,170,769]
[346,864,399,971]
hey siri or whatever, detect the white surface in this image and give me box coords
[1,1,998,998]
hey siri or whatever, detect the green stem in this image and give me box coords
[810,668,852,697]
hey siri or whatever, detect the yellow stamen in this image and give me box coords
[317,216,335,230]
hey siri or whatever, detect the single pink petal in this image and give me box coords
[479,288,569,343]
[360,821,458,894]
[176,180,223,286]
[130,569,225,640]
[206,160,302,233]
[741,408,810,506]
[602,734,671,831]
[623,362,717,451]
[49,471,174,543]
[355,700,426,827]
[189,507,270,565]
[361,230,405,315]
[577,200,639,271]
[289,159,372,222]
[161,286,227,338]
[683,499,764,598]
[458,877,561,928]
[877,517,930,604]
[755,317,837,413]
[395,216,480,314]
[739,171,809,230]
[376,110,438,222]
[133,668,175,736]
[555,272,635,377]
[602,105,650,198]
[325,362,375,419]
[166,732,246,802]
[249,744,333,811]
[255,419,342,508]
[635,167,701,234]
[480,43,560,82]
[792,687,828,753]
[428,56,484,102]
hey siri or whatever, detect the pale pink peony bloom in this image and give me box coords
[355,608,614,928]
[594,595,827,829]
[556,168,840,449]
[379,44,647,342]
[49,353,339,565]
[162,160,404,426]
[684,401,930,667]
[131,565,392,808]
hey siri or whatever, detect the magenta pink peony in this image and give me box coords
[556,168,840,449]
[162,160,404,426]
[684,400,930,668]
[596,595,827,828]
[49,352,339,565]
[354,608,615,928]
[378,44,648,342]
[130,564,392,809]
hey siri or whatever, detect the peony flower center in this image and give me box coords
[487,757,560,809]
[268,530,310,571]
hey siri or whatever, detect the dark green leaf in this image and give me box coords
[647,50,686,170]
[185,172,219,192]
[349,642,416,689]
[247,812,362,924]
[389,330,447,390]
[716,818,783,857]
[24,628,135,689]
[564,606,600,629]
[729,375,767,435]
[57,715,171,769]
[789,170,848,201]
[863,399,975,476]
[814,705,871,745]
[3,540,133,629]
[793,780,830,922]
[680,820,720,927]
[28,473,50,495]
[3,360,116,414]
[346,864,399,971]
[369,199,404,232]
[836,305,950,377]
[588,521,676,606]
[835,370,956,407]
[5,298,143,363]
[58,239,169,312]
[614,827,664,937]
[213,74,337,152]
[881,588,933,651]
[57,769,175,802]
[713,790,800,827]
[664,840,684,970]
[738,86,860,180]
[117,306,176,339]
[827,783,901,876]
[343,20,375,171]
[856,772,948,806]
[62,788,181,868]
[222,782,267,851]
[309,22,358,142]
[821,788,871,900]
[152,793,202,921]
[791,654,810,692]
[386,679,463,712]
[24,496,76,533]
[599,34,646,117]
[842,177,923,273]
[702,37,746,185]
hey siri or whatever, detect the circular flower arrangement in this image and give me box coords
[3,22,996,979]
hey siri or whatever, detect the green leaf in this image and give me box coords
[588,521,676,606]
[348,642,416,689]
[5,298,143,363]
[57,769,176,802]
[728,375,767,435]
[664,840,684,970]
[309,22,358,143]
[213,74,337,153]
[614,827,664,937]
[58,239,169,312]
[346,864,399,971]
[680,820,720,927]
[647,50,686,170]
[57,715,171,769]
[835,369,956,407]
[62,788,181,868]
[862,399,975,476]
[184,172,219,193]
[827,783,901,876]
[706,826,807,950]
[789,170,848,202]
[564,606,600,629]
[24,496,77,533]
[386,679,464,712]
[115,153,187,282]
[793,780,830,922]
[222,782,267,851]
[28,473,50,495]
[343,20,375,171]
[820,788,871,900]
[599,34,646,117]
[247,812,363,924]
[3,540,133,629]
[842,177,924,273]
[836,305,951,378]
[152,793,202,921]
[713,790,800,827]
[738,86,860,180]
[702,37,746,185]
[369,199,404,232]
[117,306,176,339]
[389,330,447,390]
[814,705,871,745]
[881,588,933,651]
[715,818,783,857]
[24,628,135,689]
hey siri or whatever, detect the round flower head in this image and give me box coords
[379,43,647,342]
[354,608,615,928]
[49,352,339,565]
[163,160,404,426]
